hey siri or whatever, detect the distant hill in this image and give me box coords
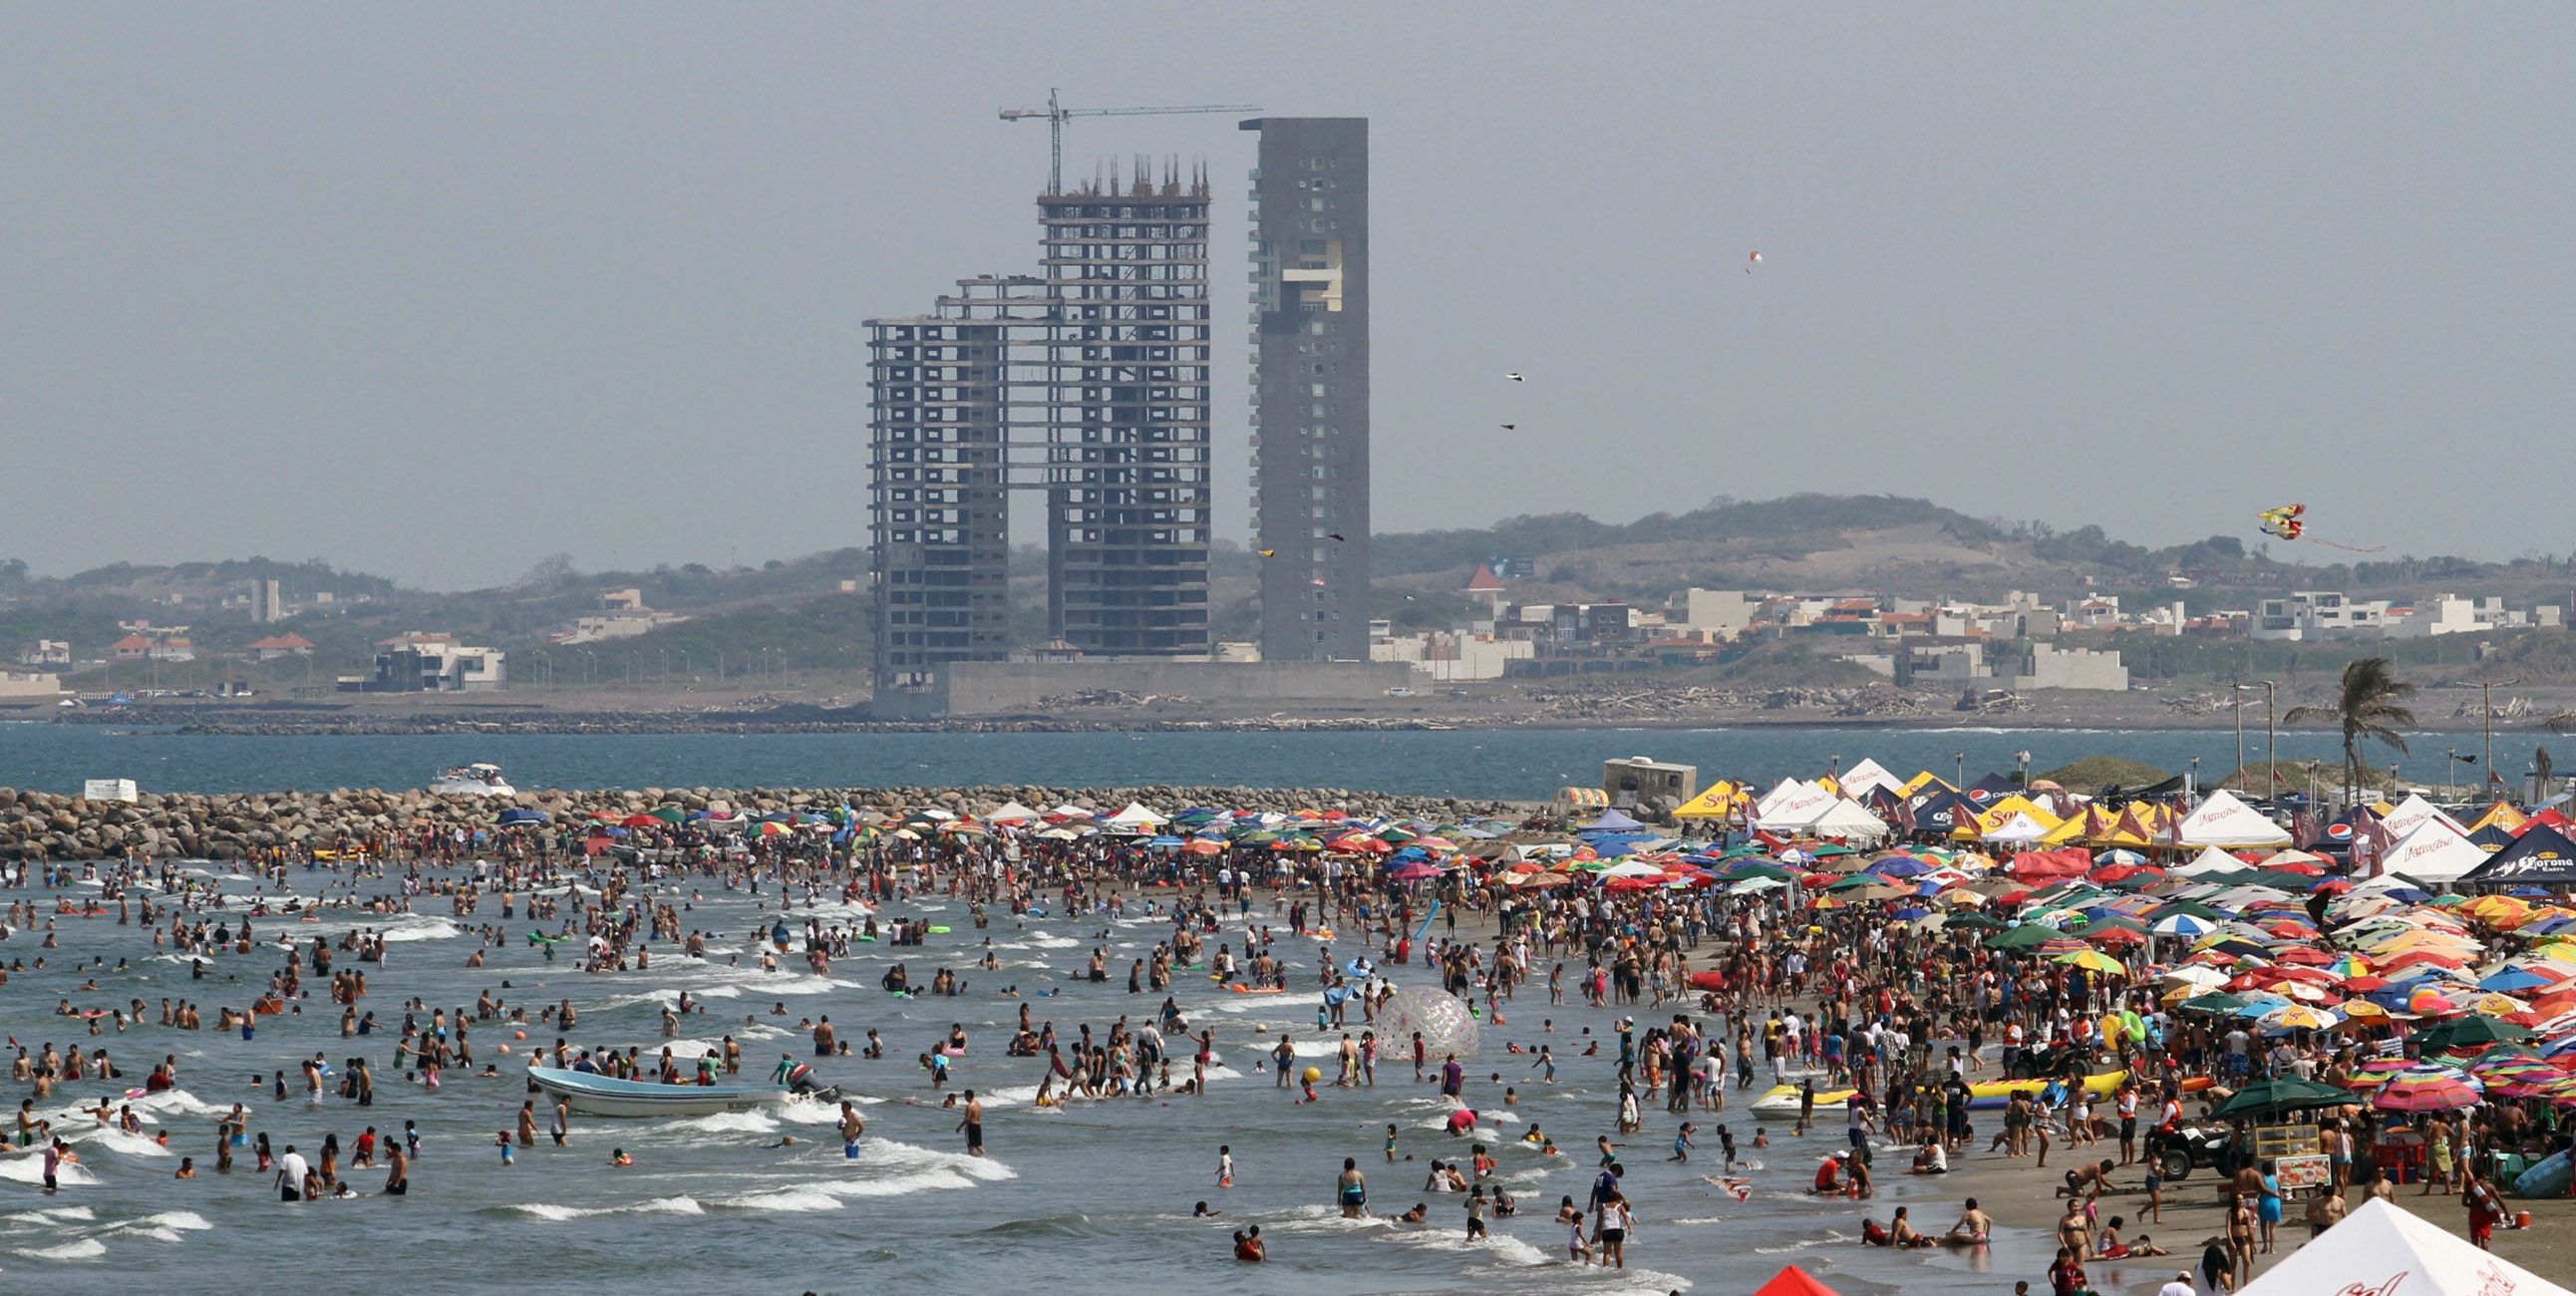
[1373,494,2007,578]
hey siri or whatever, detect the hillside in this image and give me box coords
[8,492,2576,696]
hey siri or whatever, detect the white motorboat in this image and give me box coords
[429,763,514,797]
[528,1066,798,1118]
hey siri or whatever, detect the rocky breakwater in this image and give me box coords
[0,784,1530,860]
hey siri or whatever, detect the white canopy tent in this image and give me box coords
[1101,802,1169,829]
[2379,819,2492,884]
[2175,791,2294,848]
[2381,793,2466,840]
[984,801,1041,824]
[1801,798,1891,842]
[2175,844,2247,877]
[1754,780,1837,831]
[1833,758,1904,802]
[2237,1197,2572,1295]
[1981,811,2053,845]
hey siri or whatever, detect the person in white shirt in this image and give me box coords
[2156,1271,2197,1296]
[275,1144,310,1202]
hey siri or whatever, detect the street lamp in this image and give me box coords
[1954,752,1965,788]
[2015,750,2032,788]
[2479,678,2520,791]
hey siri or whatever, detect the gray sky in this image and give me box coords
[7,5,2573,589]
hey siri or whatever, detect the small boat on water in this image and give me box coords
[430,763,515,797]
[528,1066,792,1118]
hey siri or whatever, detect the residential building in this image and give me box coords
[244,633,316,661]
[349,633,504,692]
[1247,117,1370,662]
[16,640,70,667]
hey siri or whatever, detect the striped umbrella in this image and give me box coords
[2342,1056,2416,1091]
[2372,1066,2485,1113]
[2471,1059,2565,1099]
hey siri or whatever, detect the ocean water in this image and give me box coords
[0,722,2513,802]
[0,865,2093,1295]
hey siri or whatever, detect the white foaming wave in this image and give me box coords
[867,1138,1015,1183]
[714,1188,843,1212]
[774,1095,879,1125]
[129,1210,213,1232]
[508,1196,707,1221]
[1583,1267,1695,1296]
[66,1128,171,1158]
[3,1206,96,1225]
[1261,1202,1394,1234]
[1202,1065,1243,1082]
[1378,1228,1554,1266]
[0,1158,99,1187]
[378,919,464,942]
[659,1112,780,1136]
[14,1238,108,1261]
[126,1088,224,1119]
[1753,1229,1855,1254]
[1023,932,1079,949]
[1667,1216,1730,1225]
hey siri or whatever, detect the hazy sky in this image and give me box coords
[8,6,2573,589]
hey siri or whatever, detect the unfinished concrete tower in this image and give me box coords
[865,276,1055,686]
[1037,162,1214,657]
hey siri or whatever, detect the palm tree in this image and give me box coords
[2281,657,2417,803]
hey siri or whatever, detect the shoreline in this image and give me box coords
[14,705,2566,738]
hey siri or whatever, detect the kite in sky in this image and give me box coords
[1746,251,1763,274]
[2256,502,2385,552]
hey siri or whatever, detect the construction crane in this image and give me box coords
[1000,88,1259,193]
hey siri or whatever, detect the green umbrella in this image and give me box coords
[1985,924,2056,951]
[2208,1077,2357,1122]
[2179,992,2252,1014]
[1945,912,2007,930]
[2416,1016,2533,1052]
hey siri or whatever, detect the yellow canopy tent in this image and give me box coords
[1671,781,1747,820]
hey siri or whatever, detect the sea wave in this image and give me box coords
[13,1238,108,1261]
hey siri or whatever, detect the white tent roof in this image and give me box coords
[1802,798,1890,841]
[1101,802,1168,828]
[2382,793,2466,840]
[2175,844,2246,876]
[1834,758,1904,801]
[985,801,1040,824]
[2379,819,2491,884]
[1981,811,2053,844]
[1045,803,1093,818]
[1754,780,1837,830]
[2175,790,2294,847]
[2238,1197,2573,1296]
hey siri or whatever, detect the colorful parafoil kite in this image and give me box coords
[2257,502,2384,552]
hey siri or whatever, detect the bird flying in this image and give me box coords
[1504,372,1523,382]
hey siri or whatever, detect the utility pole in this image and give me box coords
[2230,680,2247,791]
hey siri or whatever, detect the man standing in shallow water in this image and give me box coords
[956,1090,984,1156]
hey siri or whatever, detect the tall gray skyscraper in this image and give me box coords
[1038,167,1214,658]
[1243,118,1368,662]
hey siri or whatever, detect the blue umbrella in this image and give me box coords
[496,809,549,825]
[1892,906,1932,920]
[2382,886,2432,903]
[2478,969,2559,993]
[1148,835,1187,847]
[1868,857,1930,877]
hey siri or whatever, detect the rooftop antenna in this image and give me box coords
[1000,88,1258,193]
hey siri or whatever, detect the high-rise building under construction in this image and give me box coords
[866,165,1212,685]
[1038,167,1214,657]
[1243,118,1368,662]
